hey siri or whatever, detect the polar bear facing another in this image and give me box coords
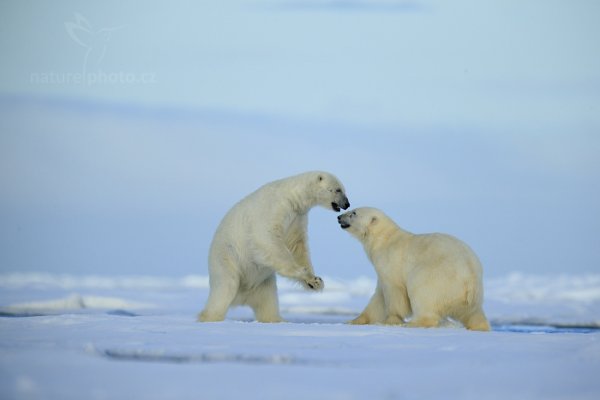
[338,207,490,331]
[199,171,350,323]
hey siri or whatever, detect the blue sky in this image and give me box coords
[1,1,599,279]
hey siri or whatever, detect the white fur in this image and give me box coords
[199,171,349,322]
[338,207,490,331]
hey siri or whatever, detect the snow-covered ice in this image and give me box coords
[1,273,599,400]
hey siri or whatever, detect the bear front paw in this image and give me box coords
[305,276,324,291]
[349,315,369,325]
[384,315,403,325]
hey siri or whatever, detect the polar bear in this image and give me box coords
[338,207,490,331]
[198,171,350,323]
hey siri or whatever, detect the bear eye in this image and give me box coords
[335,188,342,193]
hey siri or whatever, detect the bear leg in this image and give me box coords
[347,283,386,325]
[247,274,284,323]
[198,274,240,322]
[462,309,491,331]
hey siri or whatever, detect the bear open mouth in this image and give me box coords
[339,221,350,229]
[331,202,341,212]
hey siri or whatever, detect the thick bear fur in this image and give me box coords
[338,207,490,331]
[199,171,350,322]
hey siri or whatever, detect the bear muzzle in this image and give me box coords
[337,214,351,229]
[331,196,350,212]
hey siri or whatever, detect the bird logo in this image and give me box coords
[65,13,124,76]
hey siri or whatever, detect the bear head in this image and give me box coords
[313,172,350,212]
[337,207,383,239]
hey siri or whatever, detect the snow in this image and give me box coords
[1,273,600,400]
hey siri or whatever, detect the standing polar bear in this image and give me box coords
[338,207,490,331]
[199,171,350,322]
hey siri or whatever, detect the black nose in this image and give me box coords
[337,215,342,221]
[342,197,350,210]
